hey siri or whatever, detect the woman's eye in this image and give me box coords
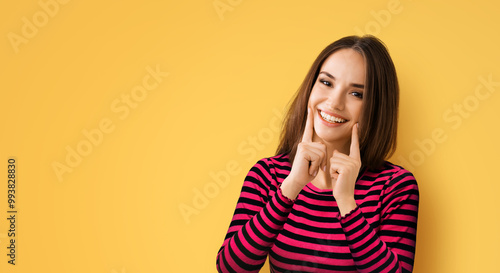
[320,79,331,87]
[351,91,363,99]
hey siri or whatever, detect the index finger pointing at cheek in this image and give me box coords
[349,123,361,160]
[301,107,314,143]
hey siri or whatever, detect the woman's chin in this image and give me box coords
[315,133,349,146]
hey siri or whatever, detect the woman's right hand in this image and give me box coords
[280,106,327,200]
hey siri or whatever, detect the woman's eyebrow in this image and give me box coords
[351,83,365,89]
[319,71,335,79]
[319,71,365,89]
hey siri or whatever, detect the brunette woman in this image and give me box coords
[216,35,419,273]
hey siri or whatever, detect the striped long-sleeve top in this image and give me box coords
[216,153,419,273]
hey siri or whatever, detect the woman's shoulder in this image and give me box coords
[264,153,292,168]
[362,161,419,192]
[249,153,292,186]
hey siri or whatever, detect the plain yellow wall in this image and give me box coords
[1,0,499,272]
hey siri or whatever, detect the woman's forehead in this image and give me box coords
[320,48,366,85]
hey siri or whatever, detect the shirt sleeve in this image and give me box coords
[338,168,419,273]
[216,158,295,273]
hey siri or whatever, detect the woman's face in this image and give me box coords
[308,48,366,148]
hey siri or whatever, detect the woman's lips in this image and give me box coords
[318,109,348,127]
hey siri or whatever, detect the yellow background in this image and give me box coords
[1,0,499,272]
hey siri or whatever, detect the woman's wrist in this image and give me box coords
[280,177,303,201]
[336,197,357,217]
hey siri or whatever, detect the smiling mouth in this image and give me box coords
[319,110,348,124]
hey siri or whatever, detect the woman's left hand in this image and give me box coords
[329,123,361,215]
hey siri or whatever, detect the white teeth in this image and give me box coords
[320,111,347,123]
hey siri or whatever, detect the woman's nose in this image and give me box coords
[326,88,345,111]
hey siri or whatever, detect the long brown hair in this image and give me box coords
[275,35,399,170]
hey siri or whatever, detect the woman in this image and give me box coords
[216,35,419,273]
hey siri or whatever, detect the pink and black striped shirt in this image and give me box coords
[216,153,419,273]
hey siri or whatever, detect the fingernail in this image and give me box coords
[323,165,326,172]
[313,170,317,176]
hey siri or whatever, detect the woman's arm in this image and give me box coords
[217,107,331,272]
[339,169,419,273]
[216,158,295,273]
